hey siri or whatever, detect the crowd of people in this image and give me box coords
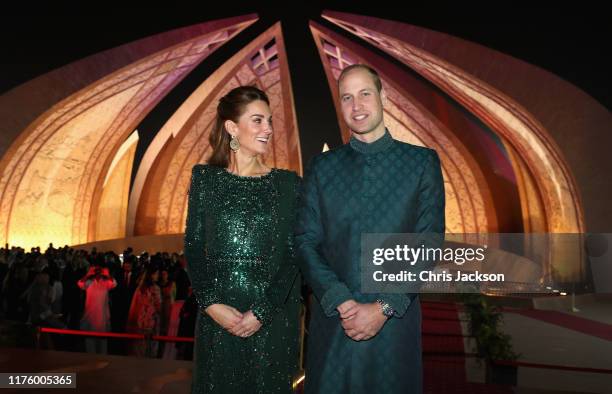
[0,243,196,359]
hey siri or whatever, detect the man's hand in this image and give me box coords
[228,310,262,338]
[337,299,358,317]
[204,304,243,331]
[340,302,388,341]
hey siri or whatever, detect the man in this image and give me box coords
[173,255,191,302]
[296,64,445,393]
[111,257,136,332]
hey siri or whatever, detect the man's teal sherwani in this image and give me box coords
[296,129,445,394]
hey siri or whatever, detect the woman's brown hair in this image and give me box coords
[208,86,270,168]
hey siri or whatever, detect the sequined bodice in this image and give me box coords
[205,169,279,261]
[198,168,281,309]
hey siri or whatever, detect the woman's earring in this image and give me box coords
[229,134,240,152]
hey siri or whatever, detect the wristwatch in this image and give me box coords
[376,299,395,318]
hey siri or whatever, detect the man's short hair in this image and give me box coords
[338,64,383,92]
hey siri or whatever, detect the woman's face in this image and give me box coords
[227,100,273,157]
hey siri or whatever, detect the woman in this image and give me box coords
[127,265,161,358]
[184,86,301,393]
[158,269,176,334]
[27,268,65,328]
[158,268,176,358]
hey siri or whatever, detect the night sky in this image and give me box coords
[1,3,610,109]
[1,2,610,165]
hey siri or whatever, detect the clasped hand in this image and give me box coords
[205,304,262,338]
[337,299,388,341]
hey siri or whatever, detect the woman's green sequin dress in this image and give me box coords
[184,164,301,394]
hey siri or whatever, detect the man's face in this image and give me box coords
[339,69,385,135]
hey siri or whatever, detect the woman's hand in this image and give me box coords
[204,304,243,331]
[228,310,262,338]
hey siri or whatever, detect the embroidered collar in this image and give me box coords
[349,128,394,154]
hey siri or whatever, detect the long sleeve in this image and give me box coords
[77,279,89,290]
[379,149,445,317]
[251,173,300,325]
[184,165,220,310]
[296,157,353,317]
[103,277,117,290]
[251,227,299,325]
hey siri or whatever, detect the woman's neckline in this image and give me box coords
[223,167,275,179]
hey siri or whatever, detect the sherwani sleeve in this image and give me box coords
[251,173,301,325]
[380,150,446,317]
[184,165,220,310]
[296,157,353,317]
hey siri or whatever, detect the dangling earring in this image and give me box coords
[229,134,240,152]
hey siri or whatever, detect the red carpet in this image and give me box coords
[421,301,513,393]
[422,300,466,354]
[507,308,612,341]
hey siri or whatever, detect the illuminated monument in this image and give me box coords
[1,12,611,284]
